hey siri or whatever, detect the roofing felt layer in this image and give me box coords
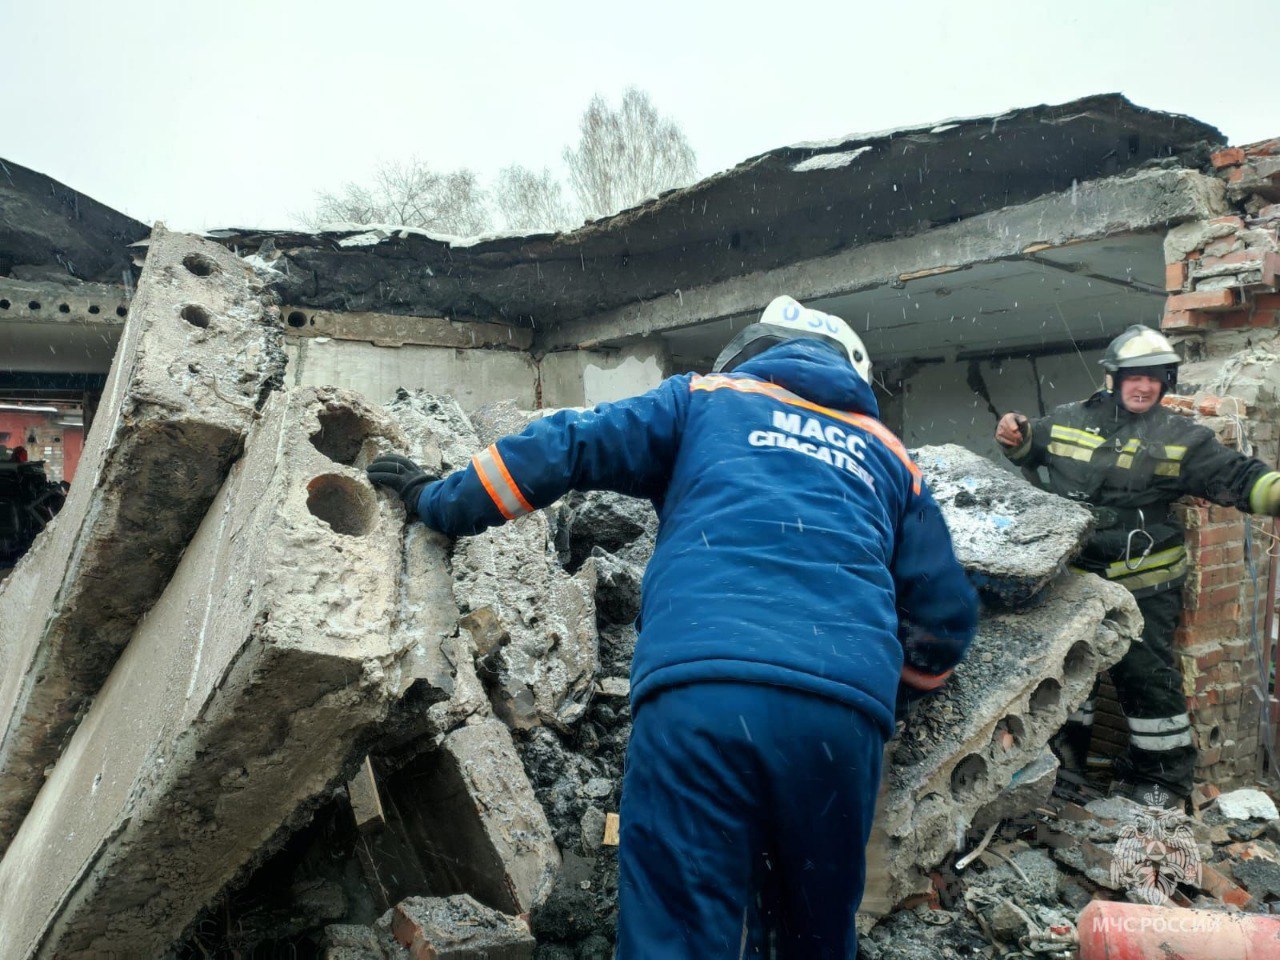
[0,158,148,283]
[215,94,1222,326]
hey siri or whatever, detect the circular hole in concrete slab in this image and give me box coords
[116,305,128,317]
[951,753,989,800]
[87,304,99,314]
[0,299,9,309]
[181,304,211,328]
[1207,725,1223,748]
[182,252,219,277]
[307,474,376,537]
[58,303,70,313]
[28,301,40,310]
[1030,678,1062,716]
[287,311,307,328]
[1063,641,1095,684]
[310,406,377,466]
[992,715,1026,752]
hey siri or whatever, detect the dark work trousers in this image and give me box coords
[616,681,884,960]
[1060,588,1195,796]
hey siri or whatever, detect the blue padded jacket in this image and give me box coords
[418,339,978,736]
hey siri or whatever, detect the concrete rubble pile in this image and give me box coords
[861,787,1280,959]
[0,359,1249,960]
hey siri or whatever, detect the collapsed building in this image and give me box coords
[2,93,1280,957]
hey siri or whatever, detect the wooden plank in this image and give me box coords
[602,813,621,847]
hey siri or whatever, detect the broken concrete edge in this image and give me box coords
[0,386,421,960]
[536,168,1229,351]
[863,572,1141,916]
[914,444,1095,607]
[0,227,287,855]
[391,894,535,959]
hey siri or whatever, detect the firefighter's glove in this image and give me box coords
[1252,472,1280,517]
[366,453,437,513]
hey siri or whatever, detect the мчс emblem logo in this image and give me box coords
[1109,788,1201,905]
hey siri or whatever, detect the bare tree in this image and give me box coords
[304,158,493,236]
[493,165,578,233]
[563,87,698,221]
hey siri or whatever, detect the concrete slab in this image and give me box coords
[0,229,286,853]
[0,387,413,960]
[914,444,1094,606]
[862,572,1140,917]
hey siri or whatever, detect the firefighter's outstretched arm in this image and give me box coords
[369,377,691,536]
[1177,428,1280,516]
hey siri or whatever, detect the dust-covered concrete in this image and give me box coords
[863,573,1140,917]
[0,228,286,856]
[0,387,411,960]
[914,444,1093,606]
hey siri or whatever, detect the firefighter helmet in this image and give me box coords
[712,295,872,382]
[1100,325,1181,395]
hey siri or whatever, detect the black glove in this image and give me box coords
[366,453,437,513]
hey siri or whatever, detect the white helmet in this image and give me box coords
[712,295,872,382]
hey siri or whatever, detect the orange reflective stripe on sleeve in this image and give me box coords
[900,664,954,692]
[472,444,534,520]
[691,374,923,493]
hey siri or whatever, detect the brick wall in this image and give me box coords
[1157,136,1280,788]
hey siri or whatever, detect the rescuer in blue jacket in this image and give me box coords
[367,295,979,959]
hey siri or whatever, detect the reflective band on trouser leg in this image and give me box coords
[472,444,535,521]
[1067,700,1096,726]
[1128,714,1193,752]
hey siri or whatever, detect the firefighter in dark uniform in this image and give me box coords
[995,325,1280,806]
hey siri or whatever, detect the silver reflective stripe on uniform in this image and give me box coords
[1128,713,1193,751]
[472,444,534,521]
[1068,700,1096,726]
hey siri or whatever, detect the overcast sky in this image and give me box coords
[4,1,1277,233]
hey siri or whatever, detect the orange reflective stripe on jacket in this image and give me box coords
[473,443,534,520]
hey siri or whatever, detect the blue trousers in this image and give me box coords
[617,681,884,959]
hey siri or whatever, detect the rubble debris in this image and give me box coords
[0,387,411,960]
[1218,788,1280,821]
[0,228,286,855]
[865,573,1140,916]
[391,895,535,959]
[912,444,1094,605]
[388,392,599,733]
[972,748,1059,830]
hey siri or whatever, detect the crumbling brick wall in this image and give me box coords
[1154,137,1280,788]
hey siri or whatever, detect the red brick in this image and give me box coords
[1204,237,1242,258]
[1208,505,1241,523]
[1211,150,1246,169]
[1199,863,1255,908]
[1227,166,1250,183]
[1168,289,1238,312]
[1193,526,1240,548]
[1166,261,1188,292]
[1244,138,1280,158]
[1162,309,1214,332]
[1255,293,1280,310]
[1263,252,1280,288]
[1183,602,1242,625]
[1205,585,1243,607]
[1250,309,1278,328]
[1258,203,1280,219]
[1201,250,1266,268]
[1218,311,1253,330]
